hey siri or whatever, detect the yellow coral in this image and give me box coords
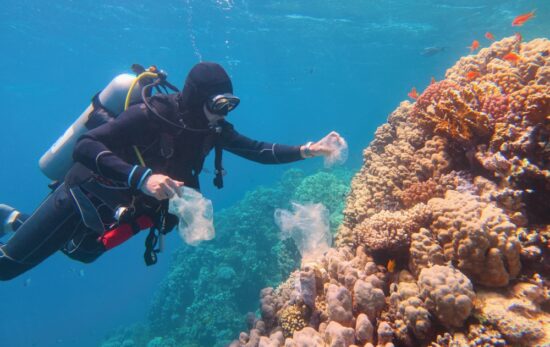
[278,304,307,338]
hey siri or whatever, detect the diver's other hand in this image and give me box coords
[302,131,344,158]
[140,174,184,200]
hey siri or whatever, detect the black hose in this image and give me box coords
[141,81,213,134]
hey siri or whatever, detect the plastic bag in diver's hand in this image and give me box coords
[168,186,215,246]
[317,132,348,168]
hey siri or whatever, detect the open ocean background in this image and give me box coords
[0,1,548,346]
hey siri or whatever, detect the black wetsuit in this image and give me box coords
[0,62,303,280]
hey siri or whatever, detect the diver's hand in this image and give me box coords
[301,131,344,158]
[140,174,184,200]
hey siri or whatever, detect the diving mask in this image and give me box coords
[206,93,240,115]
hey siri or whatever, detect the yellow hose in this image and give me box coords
[124,71,158,111]
[125,71,159,167]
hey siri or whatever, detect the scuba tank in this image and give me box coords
[39,73,143,181]
[38,65,178,181]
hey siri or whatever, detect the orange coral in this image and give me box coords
[483,72,524,95]
[411,82,492,143]
[509,84,550,125]
[397,179,441,208]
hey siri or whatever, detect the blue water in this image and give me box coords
[0,1,548,346]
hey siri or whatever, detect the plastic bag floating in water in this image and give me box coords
[318,132,348,168]
[169,187,215,246]
[274,202,332,262]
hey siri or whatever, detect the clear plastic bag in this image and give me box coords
[318,132,348,168]
[274,202,332,262]
[169,187,215,246]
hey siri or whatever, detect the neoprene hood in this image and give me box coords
[179,62,234,109]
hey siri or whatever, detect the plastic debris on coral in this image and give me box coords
[274,202,332,262]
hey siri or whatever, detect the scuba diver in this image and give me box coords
[0,62,343,281]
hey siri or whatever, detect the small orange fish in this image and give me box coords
[408,87,418,99]
[466,70,480,81]
[469,40,480,53]
[515,32,523,43]
[485,32,495,41]
[503,52,521,63]
[387,259,396,273]
[512,11,535,26]
[430,76,436,85]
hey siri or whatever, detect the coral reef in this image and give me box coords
[230,37,550,347]
[136,169,352,347]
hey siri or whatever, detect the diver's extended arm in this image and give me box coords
[73,104,154,189]
[219,122,303,164]
[220,123,342,163]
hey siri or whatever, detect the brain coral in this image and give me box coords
[427,190,521,287]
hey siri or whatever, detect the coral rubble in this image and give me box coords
[232,37,550,347]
